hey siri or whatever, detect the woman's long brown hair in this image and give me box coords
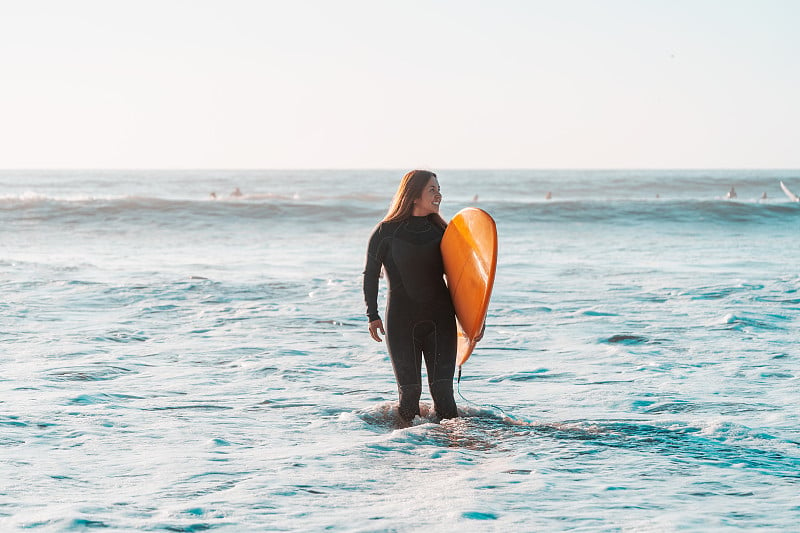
[382,170,447,230]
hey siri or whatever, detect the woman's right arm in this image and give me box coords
[363,225,385,340]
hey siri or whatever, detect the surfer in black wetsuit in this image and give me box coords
[363,170,458,425]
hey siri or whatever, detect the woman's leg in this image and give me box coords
[386,321,423,423]
[419,317,458,420]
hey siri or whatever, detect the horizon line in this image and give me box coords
[2,167,800,172]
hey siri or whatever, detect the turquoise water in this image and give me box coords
[1,170,799,531]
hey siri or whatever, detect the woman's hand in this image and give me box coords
[368,319,385,342]
[475,321,486,343]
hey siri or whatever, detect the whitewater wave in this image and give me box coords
[2,195,796,226]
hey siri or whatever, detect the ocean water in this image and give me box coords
[1,169,799,532]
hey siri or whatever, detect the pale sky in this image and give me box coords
[1,0,798,169]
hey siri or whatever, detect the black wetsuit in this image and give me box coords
[363,215,458,422]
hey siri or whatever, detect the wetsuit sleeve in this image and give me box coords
[363,224,385,322]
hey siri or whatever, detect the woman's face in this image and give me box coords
[413,176,441,216]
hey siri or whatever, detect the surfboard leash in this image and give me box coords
[456,366,518,422]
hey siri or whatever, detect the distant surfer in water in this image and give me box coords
[726,186,737,199]
[363,170,459,426]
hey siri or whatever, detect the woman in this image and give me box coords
[363,170,458,425]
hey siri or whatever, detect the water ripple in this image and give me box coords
[42,365,136,382]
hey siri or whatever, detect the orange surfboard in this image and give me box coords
[441,208,498,367]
